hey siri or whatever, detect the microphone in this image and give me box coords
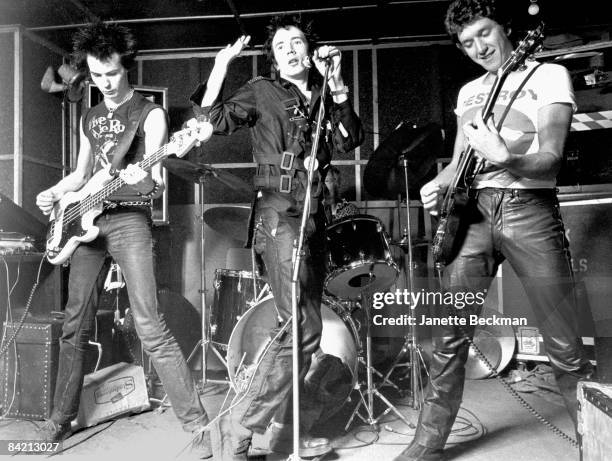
[318,48,341,60]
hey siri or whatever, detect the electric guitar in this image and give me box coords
[432,23,544,266]
[45,119,213,265]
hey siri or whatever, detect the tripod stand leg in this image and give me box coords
[344,383,375,431]
[372,389,415,428]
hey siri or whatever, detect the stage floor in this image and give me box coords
[0,374,578,461]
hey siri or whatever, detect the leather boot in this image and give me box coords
[210,413,253,461]
[554,362,594,428]
[267,421,332,457]
[393,440,445,461]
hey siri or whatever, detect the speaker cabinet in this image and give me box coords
[0,318,62,420]
[501,197,612,339]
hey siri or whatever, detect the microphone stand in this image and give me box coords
[289,59,332,460]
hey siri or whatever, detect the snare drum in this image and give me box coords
[325,214,399,299]
[210,269,266,346]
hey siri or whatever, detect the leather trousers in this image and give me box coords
[415,188,593,448]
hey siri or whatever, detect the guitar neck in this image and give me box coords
[440,72,510,213]
[85,144,168,208]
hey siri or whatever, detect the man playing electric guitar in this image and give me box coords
[396,1,593,460]
[35,22,213,457]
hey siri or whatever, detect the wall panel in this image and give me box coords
[22,35,64,217]
[0,29,15,200]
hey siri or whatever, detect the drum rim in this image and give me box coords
[226,294,360,388]
[325,258,399,282]
[214,268,257,278]
[226,294,275,389]
[326,214,383,228]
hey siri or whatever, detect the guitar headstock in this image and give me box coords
[166,118,214,158]
[501,22,545,75]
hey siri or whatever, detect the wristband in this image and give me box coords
[138,181,160,200]
[330,86,349,96]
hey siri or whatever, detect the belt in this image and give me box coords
[253,151,306,194]
[103,200,151,209]
[475,187,557,198]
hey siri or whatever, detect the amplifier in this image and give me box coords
[578,381,612,461]
[0,318,62,420]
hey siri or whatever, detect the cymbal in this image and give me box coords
[203,206,251,242]
[363,122,443,200]
[163,158,252,196]
[465,307,516,379]
[465,329,502,380]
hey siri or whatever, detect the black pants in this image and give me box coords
[415,188,593,448]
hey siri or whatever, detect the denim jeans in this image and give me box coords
[415,188,593,448]
[232,206,327,434]
[51,208,207,431]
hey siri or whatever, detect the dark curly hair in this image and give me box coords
[71,21,138,72]
[445,0,511,46]
[262,15,318,67]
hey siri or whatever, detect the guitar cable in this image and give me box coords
[433,265,578,448]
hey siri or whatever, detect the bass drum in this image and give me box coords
[211,269,266,347]
[227,295,359,422]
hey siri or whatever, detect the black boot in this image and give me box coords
[210,413,253,461]
[267,421,332,457]
[554,362,594,427]
[393,440,445,461]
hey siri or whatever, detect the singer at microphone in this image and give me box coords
[188,14,364,460]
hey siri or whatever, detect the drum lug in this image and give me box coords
[377,223,383,233]
[210,323,217,336]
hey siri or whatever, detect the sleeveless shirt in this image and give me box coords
[83,91,160,201]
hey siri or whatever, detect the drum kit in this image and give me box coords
[162,136,434,431]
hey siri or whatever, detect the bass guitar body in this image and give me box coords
[45,170,110,265]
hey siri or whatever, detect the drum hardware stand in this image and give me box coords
[288,57,334,460]
[345,276,415,431]
[183,175,228,386]
[379,155,427,410]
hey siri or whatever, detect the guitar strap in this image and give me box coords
[108,101,157,176]
[476,63,543,177]
[495,63,543,129]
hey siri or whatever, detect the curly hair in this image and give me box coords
[71,21,138,72]
[262,15,318,67]
[444,0,511,45]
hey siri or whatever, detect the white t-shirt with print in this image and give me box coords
[454,60,576,189]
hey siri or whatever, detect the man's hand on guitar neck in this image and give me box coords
[119,164,157,195]
[36,188,61,216]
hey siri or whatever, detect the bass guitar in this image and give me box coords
[432,23,544,266]
[45,119,213,265]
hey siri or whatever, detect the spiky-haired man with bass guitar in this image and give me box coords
[397,0,594,459]
[35,22,213,457]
